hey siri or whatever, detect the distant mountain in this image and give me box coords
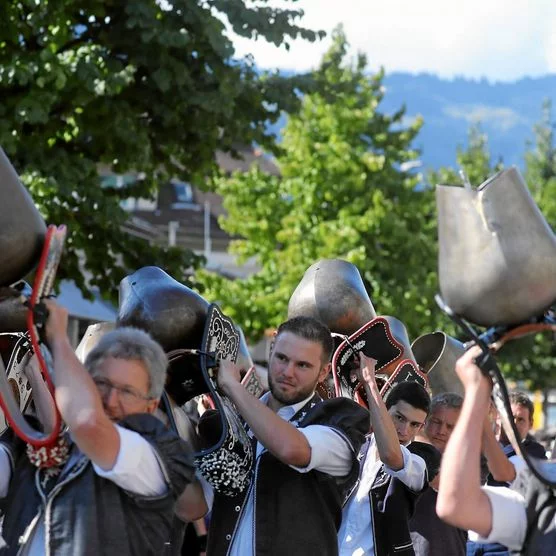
[267,71,556,172]
[381,72,556,171]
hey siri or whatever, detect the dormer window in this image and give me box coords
[170,179,199,210]
[172,179,194,203]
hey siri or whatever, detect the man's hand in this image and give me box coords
[357,354,378,390]
[455,345,492,394]
[216,359,242,395]
[43,299,69,348]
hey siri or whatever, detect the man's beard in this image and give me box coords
[268,374,316,406]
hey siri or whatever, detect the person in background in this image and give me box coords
[339,360,441,556]
[410,392,467,556]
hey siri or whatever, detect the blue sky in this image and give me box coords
[231,0,556,82]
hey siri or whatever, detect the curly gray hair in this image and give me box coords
[430,392,463,412]
[84,327,168,400]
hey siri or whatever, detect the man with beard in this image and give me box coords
[185,316,369,556]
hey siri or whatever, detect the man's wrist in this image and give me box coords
[364,380,381,400]
[218,377,242,398]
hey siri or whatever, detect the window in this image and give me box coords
[172,180,193,203]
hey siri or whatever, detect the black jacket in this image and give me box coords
[0,414,195,556]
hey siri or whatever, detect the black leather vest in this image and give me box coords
[206,396,369,556]
[0,414,195,556]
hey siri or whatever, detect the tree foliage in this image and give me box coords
[199,28,443,341]
[0,0,323,297]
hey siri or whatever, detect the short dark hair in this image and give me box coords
[509,391,534,423]
[276,316,333,364]
[385,381,431,415]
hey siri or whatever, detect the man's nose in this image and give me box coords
[282,362,296,377]
[104,386,120,409]
[398,421,410,436]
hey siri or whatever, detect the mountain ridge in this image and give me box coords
[268,70,556,171]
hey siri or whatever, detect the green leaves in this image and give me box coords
[200,27,438,342]
[0,0,323,300]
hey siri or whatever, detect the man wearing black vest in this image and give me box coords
[339,358,441,556]
[437,346,556,555]
[0,300,195,555]
[191,316,369,556]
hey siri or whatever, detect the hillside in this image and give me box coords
[268,71,556,172]
[382,72,556,171]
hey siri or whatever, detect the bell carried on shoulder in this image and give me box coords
[411,331,465,396]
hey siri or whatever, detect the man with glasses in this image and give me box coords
[339,357,441,556]
[0,300,195,555]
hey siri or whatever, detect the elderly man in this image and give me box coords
[409,393,467,556]
[0,300,195,555]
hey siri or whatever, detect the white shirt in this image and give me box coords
[201,391,354,556]
[0,424,168,555]
[0,424,167,498]
[338,436,427,556]
[467,486,528,551]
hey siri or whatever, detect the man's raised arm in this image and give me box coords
[436,346,495,537]
[44,300,120,470]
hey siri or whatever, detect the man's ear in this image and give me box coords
[318,362,332,383]
[268,332,277,359]
[146,398,160,415]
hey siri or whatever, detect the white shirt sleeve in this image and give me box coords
[467,486,527,551]
[508,454,527,483]
[289,424,353,477]
[0,444,13,498]
[92,425,168,497]
[384,444,427,492]
[197,470,215,511]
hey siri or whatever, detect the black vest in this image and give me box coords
[357,440,441,556]
[206,395,369,556]
[0,414,195,556]
[510,469,556,556]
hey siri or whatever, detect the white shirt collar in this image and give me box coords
[260,390,316,420]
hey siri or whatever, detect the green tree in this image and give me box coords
[0,0,323,297]
[199,28,440,341]
[428,124,503,187]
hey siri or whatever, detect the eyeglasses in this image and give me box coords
[93,377,153,406]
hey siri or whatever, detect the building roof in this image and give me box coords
[124,146,279,253]
[56,280,116,322]
[215,148,280,176]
